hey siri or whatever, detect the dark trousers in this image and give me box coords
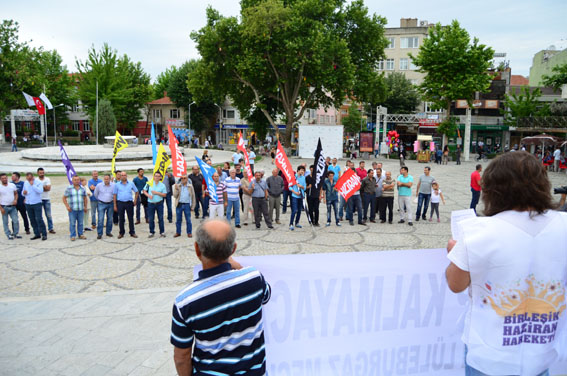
[117,201,135,235]
[165,192,173,222]
[362,192,376,220]
[346,195,363,223]
[470,188,481,213]
[375,197,384,221]
[148,201,165,234]
[416,193,431,219]
[193,193,203,217]
[290,197,302,225]
[203,195,210,217]
[307,196,320,225]
[381,197,394,223]
[282,190,290,213]
[26,203,46,237]
[252,197,272,228]
[135,195,147,222]
[16,203,30,232]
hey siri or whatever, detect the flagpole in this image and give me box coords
[96,80,99,145]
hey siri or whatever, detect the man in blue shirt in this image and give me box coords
[397,166,414,226]
[113,171,139,238]
[94,174,115,239]
[22,172,47,240]
[173,174,196,238]
[322,171,341,226]
[11,172,30,235]
[87,170,102,230]
[133,168,148,224]
[143,172,167,238]
[288,165,306,231]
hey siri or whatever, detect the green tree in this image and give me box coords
[380,72,420,114]
[75,44,152,131]
[410,20,494,140]
[39,50,75,131]
[342,102,363,134]
[542,63,567,90]
[153,65,177,99]
[502,87,550,126]
[189,0,388,147]
[97,99,116,143]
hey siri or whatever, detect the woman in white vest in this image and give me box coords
[446,151,567,376]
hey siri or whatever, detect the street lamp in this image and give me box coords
[52,104,64,146]
[188,101,195,131]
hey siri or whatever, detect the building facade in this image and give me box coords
[529,48,567,87]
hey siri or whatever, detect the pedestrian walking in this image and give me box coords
[11,136,17,152]
[11,172,30,235]
[250,171,273,229]
[470,164,482,214]
[456,145,462,165]
[266,168,284,224]
[62,175,88,241]
[93,174,115,239]
[0,173,20,239]
[173,174,196,238]
[23,172,47,240]
[397,166,413,226]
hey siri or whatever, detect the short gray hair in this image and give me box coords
[195,220,236,261]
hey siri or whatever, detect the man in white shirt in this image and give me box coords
[553,147,561,172]
[37,168,56,234]
[247,147,256,174]
[0,173,20,239]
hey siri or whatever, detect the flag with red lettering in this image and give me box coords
[237,132,254,181]
[167,125,187,177]
[335,168,361,201]
[33,97,46,115]
[275,141,297,187]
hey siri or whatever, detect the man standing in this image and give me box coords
[133,168,148,224]
[381,171,395,224]
[113,171,139,239]
[0,173,20,239]
[361,169,376,223]
[224,169,241,228]
[322,171,341,226]
[63,175,88,241]
[94,174,115,239]
[143,172,167,238]
[553,146,561,172]
[23,172,47,240]
[87,170,102,230]
[11,172,30,235]
[163,172,175,223]
[470,164,482,213]
[266,168,284,224]
[346,161,364,226]
[37,168,55,234]
[328,158,341,182]
[170,219,270,376]
[208,172,227,219]
[289,166,306,230]
[232,150,241,166]
[356,161,367,180]
[173,174,196,238]
[397,166,413,226]
[305,165,322,226]
[250,171,273,229]
[373,168,385,223]
[415,166,435,221]
[189,166,204,219]
[247,146,256,174]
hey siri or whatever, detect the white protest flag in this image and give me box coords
[39,93,53,110]
[22,92,35,107]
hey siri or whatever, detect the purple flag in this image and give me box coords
[58,140,77,184]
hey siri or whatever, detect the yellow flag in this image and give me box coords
[111,131,129,177]
[148,143,171,186]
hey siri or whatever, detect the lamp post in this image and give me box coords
[214,103,223,143]
[53,104,64,146]
[188,101,195,132]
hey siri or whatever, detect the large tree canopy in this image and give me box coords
[189,0,388,146]
[502,87,550,126]
[76,43,152,131]
[380,72,421,114]
[410,20,494,138]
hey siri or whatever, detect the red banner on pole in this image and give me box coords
[335,168,361,201]
[275,141,297,187]
[33,97,45,115]
[237,132,254,182]
[167,125,187,177]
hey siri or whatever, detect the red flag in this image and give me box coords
[33,97,45,115]
[237,132,254,181]
[275,141,297,187]
[167,125,187,177]
[335,168,361,201]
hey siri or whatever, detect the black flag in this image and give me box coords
[313,138,327,193]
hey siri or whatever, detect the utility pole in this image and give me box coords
[95,80,99,145]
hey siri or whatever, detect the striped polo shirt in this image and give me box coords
[211,182,226,205]
[171,263,271,375]
[224,177,240,201]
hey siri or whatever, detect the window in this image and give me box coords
[73,120,80,131]
[170,109,179,119]
[83,120,90,131]
[400,58,409,70]
[72,103,80,112]
[377,60,384,70]
[385,59,395,70]
[224,109,235,119]
[425,102,443,113]
[386,37,395,49]
[153,109,161,119]
[401,37,419,48]
[409,58,417,70]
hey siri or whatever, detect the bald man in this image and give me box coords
[170,220,271,376]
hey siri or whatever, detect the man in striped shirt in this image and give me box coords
[208,172,227,220]
[171,219,271,375]
[224,169,241,228]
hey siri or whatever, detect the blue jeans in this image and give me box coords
[470,188,481,213]
[68,210,84,238]
[282,190,290,213]
[2,206,19,237]
[97,202,113,236]
[12,144,17,152]
[135,195,147,222]
[326,199,339,224]
[339,196,346,218]
[176,203,193,234]
[416,193,431,219]
[26,203,46,237]
[165,192,173,222]
[289,196,302,225]
[226,199,240,226]
[346,195,363,223]
[90,200,98,226]
[148,201,165,234]
[42,200,53,231]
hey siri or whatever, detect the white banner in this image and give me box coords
[217,249,567,376]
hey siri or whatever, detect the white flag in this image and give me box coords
[22,92,35,107]
[39,93,53,109]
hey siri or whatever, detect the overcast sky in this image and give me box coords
[3,0,566,82]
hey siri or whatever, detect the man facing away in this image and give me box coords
[0,173,21,240]
[37,167,56,234]
[93,174,115,239]
[113,171,139,239]
[143,172,167,238]
[173,174,196,238]
[322,171,341,227]
[470,164,482,214]
[62,175,88,241]
[171,219,271,376]
[189,166,204,219]
[397,166,413,226]
[23,172,47,240]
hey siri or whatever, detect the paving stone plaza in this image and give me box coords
[1,149,566,375]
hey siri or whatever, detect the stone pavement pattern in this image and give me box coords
[1,153,566,375]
